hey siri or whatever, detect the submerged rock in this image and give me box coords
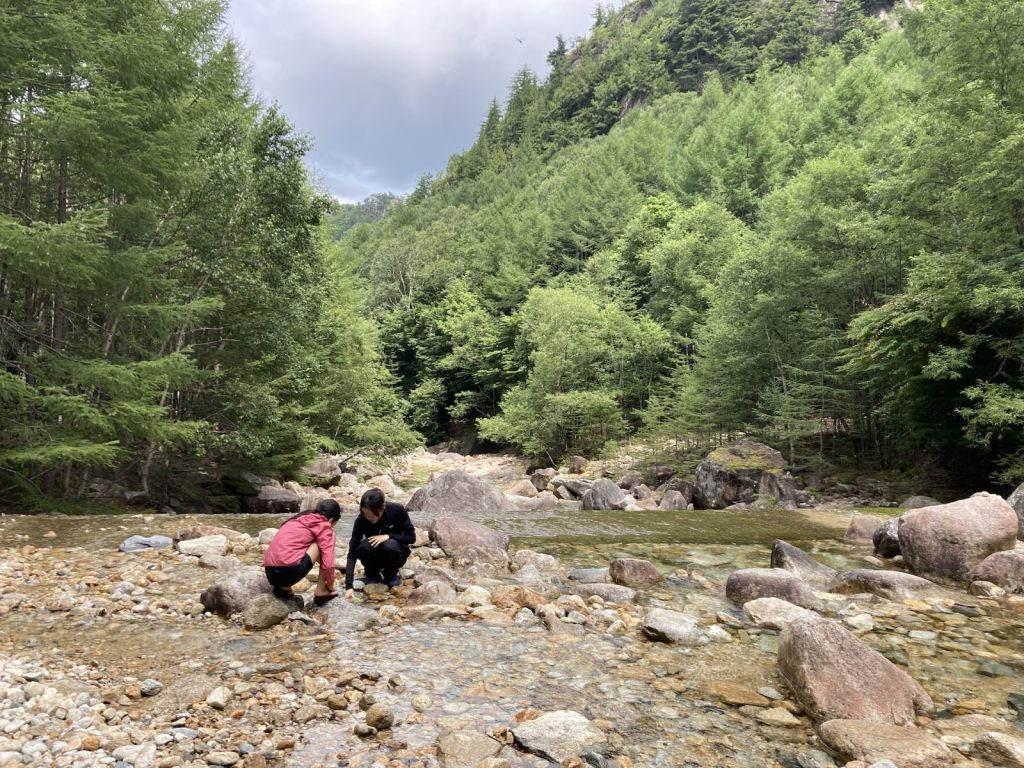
[118,535,173,553]
[512,710,607,763]
[830,569,937,600]
[725,568,823,611]
[608,558,662,587]
[845,514,884,543]
[769,540,836,588]
[743,597,818,630]
[817,720,951,768]
[241,594,292,630]
[642,608,710,645]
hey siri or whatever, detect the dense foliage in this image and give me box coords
[0,0,416,510]
[339,0,1024,490]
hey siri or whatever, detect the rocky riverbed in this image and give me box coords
[2,452,1024,768]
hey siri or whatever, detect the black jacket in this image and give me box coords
[343,502,414,588]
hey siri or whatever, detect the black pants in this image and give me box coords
[265,553,313,588]
[353,539,409,577]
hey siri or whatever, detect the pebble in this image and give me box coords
[204,751,240,766]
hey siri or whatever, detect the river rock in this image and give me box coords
[694,440,796,509]
[248,485,300,515]
[873,518,901,558]
[365,474,397,495]
[581,479,631,510]
[902,496,941,510]
[898,493,1019,582]
[512,710,607,763]
[177,535,228,558]
[974,732,1024,767]
[568,455,588,474]
[302,455,343,487]
[199,567,273,616]
[617,471,644,490]
[436,730,503,768]
[659,490,689,511]
[176,525,244,541]
[570,583,636,603]
[969,550,1024,593]
[568,567,608,583]
[725,568,824,611]
[491,585,548,612]
[409,470,513,514]
[512,550,559,573]
[509,479,538,498]
[642,608,710,645]
[829,569,938,600]
[817,720,951,768]
[406,581,458,606]
[418,566,458,588]
[553,477,594,498]
[1008,481,1024,540]
[609,558,662,587]
[365,702,394,730]
[779,619,933,724]
[770,540,837,588]
[241,594,292,630]
[743,597,819,630]
[119,535,173,553]
[530,468,556,491]
[429,517,509,558]
[846,514,884,543]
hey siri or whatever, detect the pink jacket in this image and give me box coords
[263,514,336,589]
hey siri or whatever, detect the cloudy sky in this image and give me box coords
[223,1,609,202]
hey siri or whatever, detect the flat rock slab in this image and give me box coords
[704,682,770,707]
[743,597,819,630]
[642,608,710,646]
[779,619,933,724]
[177,534,228,558]
[436,730,503,768]
[817,720,952,768]
[512,710,607,763]
[830,569,938,600]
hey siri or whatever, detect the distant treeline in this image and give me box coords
[334,0,1024,491]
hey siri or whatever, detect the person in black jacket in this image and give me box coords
[344,488,415,596]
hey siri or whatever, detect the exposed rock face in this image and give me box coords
[829,569,937,600]
[609,558,662,587]
[844,514,884,543]
[725,568,823,611]
[408,470,513,514]
[742,597,818,631]
[200,567,273,616]
[428,517,509,558]
[642,608,710,645]
[778,619,933,724]
[247,486,300,515]
[1008,481,1024,541]
[898,493,1019,582]
[817,720,951,768]
[512,710,607,763]
[970,550,1024,593]
[581,479,631,510]
[694,441,796,509]
[769,540,836,588]
[873,517,902,558]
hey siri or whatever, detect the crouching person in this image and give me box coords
[344,488,414,596]
[263,499,340,606]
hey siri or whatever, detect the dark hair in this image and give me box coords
[360,488,385,511]
[315,498,342,522]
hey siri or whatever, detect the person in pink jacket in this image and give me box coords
[263,499,341,606]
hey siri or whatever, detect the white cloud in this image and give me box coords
[223,0,606,200]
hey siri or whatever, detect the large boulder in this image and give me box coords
[582,479,632,510]
[659,490,690,511]
[873,517,902,558]
[694,441,796,509]
[778,619,933,724]
[247,486,301,515]
[829,569,938,600]
[970,550,1024,593]
[898,493,1019,583]
[407,470,513,514]
[609,558,662,587]
[530,467,557,491]
[845,514,885,543]
[512,711,607,764]
[1007,481,1024,540]
[641,608,710,645]
[200,567,273,616]
[769,540,836,588]
[428,517,509,564]
[725,568,824,611]
[817,720,951,768]
[302,455,343,488]
[241,594,293,630]
[365,475,397,496]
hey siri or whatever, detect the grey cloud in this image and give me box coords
[224,1,605,200]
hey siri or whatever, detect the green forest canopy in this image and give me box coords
[3,0,1024,510]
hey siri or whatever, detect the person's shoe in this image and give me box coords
[313,592,338,607]
[362,571,382,585]
[383,571,401,588]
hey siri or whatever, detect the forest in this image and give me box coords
[2,0,1023,509]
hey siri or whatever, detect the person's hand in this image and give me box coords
[367,534,389,548]
[345,588,354,600]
